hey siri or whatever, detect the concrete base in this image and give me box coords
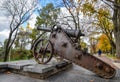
[23,64,54,73]
[0,59,72,79]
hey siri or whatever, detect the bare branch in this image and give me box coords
[104,0,120,8]
[101,0,114,9]
[2,0,38,61]
[9,14,16,31]
[63,0,78,29]
[8,28,19,51]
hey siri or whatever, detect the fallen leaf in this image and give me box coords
[6,71,11,74]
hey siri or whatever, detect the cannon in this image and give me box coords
[33,25,116,79]
[37,25,84,38]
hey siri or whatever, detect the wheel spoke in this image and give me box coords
[41,55,44,62]
[33,39,53,64]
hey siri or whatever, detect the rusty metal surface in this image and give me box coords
[33,39,53,64]
[33,26,116,79]
[49,28,116,79]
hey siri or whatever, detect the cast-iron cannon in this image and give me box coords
[33,25,116,79]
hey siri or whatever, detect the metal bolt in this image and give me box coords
[61,42,67,48]
[52,33,56,38]
[75,54,82,60]
[96,63,103,70]
[105,67,110,73]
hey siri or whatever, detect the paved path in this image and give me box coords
[0,64,120,82]
[0,56,120,82]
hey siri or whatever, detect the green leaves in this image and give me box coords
[29,28,39,40]
[36,3,60,27]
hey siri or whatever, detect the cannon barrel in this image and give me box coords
[37,26,84,38]
[37,27,51,32]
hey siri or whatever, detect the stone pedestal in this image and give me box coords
[0,59,72,79]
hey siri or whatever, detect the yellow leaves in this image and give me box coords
[80,41,87,49]
[96,34,111,52]
[82,2,95,16]
[97,8,110,19]
[96,8,113,31]
[77,0,80,2]
[97,13,113,30]
[26,23,33,30]
[20,23,33,34]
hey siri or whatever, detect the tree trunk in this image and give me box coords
[113,2,120,58]
[4,29,18,62]
[4,49,9,62]
[4,32,12,62]
[115,34,120,58]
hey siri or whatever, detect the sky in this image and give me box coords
[0,0,92,46]
[0,0,58,45]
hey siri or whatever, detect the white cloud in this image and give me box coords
[0,14,10,31]
[0,29,9,43]
[0,6,11,32]
[0,4,10,43]
[0,10,37,44]
[0,0,38,43]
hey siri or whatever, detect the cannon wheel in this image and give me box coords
[33,39,53,64]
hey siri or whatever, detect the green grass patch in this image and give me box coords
[106,54,117,59]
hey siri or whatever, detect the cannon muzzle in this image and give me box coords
[37,26,84,38]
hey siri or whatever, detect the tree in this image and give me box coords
[96,9,115,52]
[0,42,4,61]
[79,0,120,58]
[18,27,27,50]
[89,37,98,54]
[33,3,60,51]
[36,3,60,27]
[1,0,38,61]
[80,41,87,49]
[111,0,120,58]
[96,34,111,53]
[62,0,81,30]
[15,23,34,50]
[29,28,42,50]
[60,0,101,46]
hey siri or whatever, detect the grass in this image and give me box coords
[106,54,117,60]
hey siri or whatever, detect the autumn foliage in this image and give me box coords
[96,34,111,52]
